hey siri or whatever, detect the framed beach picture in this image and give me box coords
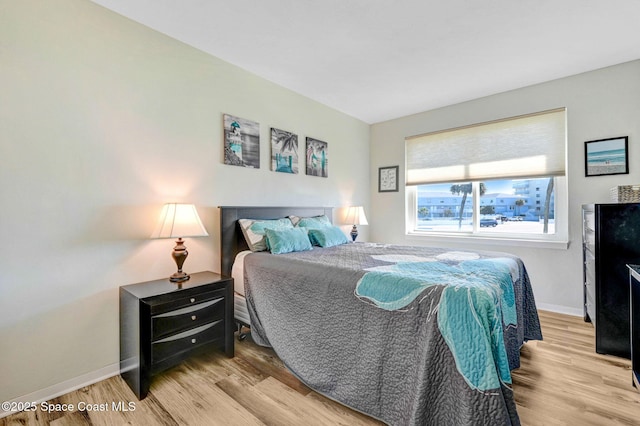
[271,128,299,174]
[305,137,328,177]
[223,114,260,168]
[584,136,629,177]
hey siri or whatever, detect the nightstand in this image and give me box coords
[119,271,233,400]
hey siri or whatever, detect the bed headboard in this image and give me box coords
[219,206,333,277]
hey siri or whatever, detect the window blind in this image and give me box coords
[405,108,566,186]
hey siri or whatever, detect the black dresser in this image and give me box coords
[120,271,234,399]
[582,203,640,358]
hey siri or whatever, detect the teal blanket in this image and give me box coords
[355,258,517,391]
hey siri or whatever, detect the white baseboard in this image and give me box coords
[1,362,120,419]
[536,302,583,317]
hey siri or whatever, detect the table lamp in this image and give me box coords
[345,206,368,242]
[151,203,209,283]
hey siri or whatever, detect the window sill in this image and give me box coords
[405,231,570,250]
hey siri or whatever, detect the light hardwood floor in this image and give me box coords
[2,310,639,425]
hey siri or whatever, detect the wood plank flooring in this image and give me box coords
[2,310,640,425]
[512,310,640,425]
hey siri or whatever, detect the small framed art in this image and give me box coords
[223,114,260,169]
[306,137,328,177]
[379,166,399,192]
[271,128,299,174]
[584,136,629,177]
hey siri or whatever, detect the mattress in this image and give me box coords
[232,251,251,326]
[231,250,252,296]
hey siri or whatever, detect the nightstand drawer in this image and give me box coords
[152,319,225,366]
[152,297,225,340]
[149,288,226,315]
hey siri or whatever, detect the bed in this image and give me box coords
[219,206,542,425]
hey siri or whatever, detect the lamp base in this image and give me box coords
[351,225,358,242]
[170,238,190,283]
[170,272,190,283]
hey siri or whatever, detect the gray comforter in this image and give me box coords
[243,243,542,425]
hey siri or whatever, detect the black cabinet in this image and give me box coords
[120,271,234,399]
[582,203,640,358]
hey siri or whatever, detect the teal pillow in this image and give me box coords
[307,226,349,247]
[238,218,293,251]
[264,227,313,254]
[293,215,332,229]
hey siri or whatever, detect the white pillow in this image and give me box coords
[289,214,332,228]
[238,218,293,252]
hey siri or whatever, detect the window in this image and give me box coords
[406,108,567,246]
[415,178,555,234]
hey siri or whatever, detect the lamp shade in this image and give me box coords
[345,206,368,226]
[150,203,209,239]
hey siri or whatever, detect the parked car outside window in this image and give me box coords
[480,218,498,227]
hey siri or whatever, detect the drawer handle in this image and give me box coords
[190,298,196,303]
[191,338,197,344]
[191,315,197,321]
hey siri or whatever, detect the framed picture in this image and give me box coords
[585,136,629,177]
[379,166,399,192]
[223,114,260,168]
[305,137,328,177]
[271,128,298,174]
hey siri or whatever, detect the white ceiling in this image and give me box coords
[92,0,640,124]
